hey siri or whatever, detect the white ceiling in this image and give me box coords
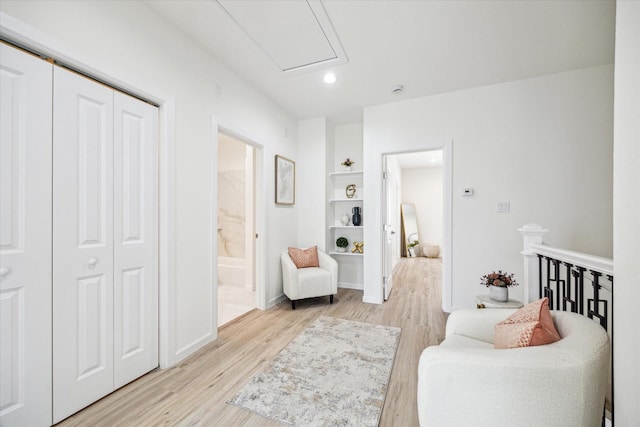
[146,0,615,125]
[215,0,348,72]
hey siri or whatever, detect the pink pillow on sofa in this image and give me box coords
[288,246,319,268]
[494,297,561,349]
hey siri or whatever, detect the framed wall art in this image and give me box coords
[275,154,295,205]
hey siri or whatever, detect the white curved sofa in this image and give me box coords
[417,309,610,427]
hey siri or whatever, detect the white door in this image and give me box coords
[382,158,395,300]
[53,67,115,423]
[113,92,158,389]
[52,67,159,422]
[0,44,53,427]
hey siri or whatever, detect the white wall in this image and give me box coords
[0,1,299,364]
[333,124,364,172]
[364,65,614,308]
[324,124,335,254]
[613,2,640,424]
[297,117,329,251]
[402,167,443,249]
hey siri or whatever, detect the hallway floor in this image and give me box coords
[57,257,445,426]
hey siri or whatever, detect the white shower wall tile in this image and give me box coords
[218,170,245,258]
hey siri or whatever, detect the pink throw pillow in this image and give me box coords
[494,298,561,349]
[288,246,319,269]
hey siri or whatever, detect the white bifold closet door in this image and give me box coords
[0,44,53,427]
[52,67,158,423]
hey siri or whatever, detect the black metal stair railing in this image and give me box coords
[536,253,614,426]
[537,253,613,331]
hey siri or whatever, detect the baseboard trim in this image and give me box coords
[362,295,382,304]
[175,331,216,363]
[268,293,287,308]
[338,281,364,290]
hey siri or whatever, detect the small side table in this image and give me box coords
[476,295,523,309]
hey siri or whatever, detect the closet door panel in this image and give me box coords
[53,67,114,423]
[0,43,53,427]
[113,93,158,389]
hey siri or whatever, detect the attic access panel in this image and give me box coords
[217,0,348,73]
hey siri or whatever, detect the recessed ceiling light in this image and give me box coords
[323,72,337,84]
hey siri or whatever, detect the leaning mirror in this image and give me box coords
[401,203,419,257]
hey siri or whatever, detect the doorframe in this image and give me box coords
[213,123,267,312]
[157,100,176,369]
[378,141,453,311]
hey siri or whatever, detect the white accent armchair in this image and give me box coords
[281,250,338,310]
[418,309,610,427]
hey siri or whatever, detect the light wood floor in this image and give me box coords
[57,257,446,427]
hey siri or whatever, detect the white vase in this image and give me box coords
[340,213,350,226]
[337,247,346,253]
[489,285,508,302]
[345,166,352,172]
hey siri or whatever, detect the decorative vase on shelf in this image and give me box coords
[489,285,508,302]
[337,247,346,253]
[345,166,352,172]
[340,213,350,226]
[352,206,361,226]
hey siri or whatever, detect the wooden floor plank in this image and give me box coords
[56,257,446,427]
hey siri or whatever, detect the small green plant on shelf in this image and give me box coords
[336,237,349,252]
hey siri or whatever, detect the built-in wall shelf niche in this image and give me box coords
[329,198,364,204]
[328,251,364,257]
[327,152,364,289]
[329,171,363,179]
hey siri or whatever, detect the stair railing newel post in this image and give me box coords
[519,223,549,304]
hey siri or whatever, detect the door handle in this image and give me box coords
[0,267,10,277]
[390,231,396,235]
[88,258,98,267]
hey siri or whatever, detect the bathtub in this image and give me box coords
[217,256,247,288]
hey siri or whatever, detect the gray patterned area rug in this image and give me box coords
[227,316,401,426]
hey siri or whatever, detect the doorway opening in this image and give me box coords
[217,132,256,327]
[382,149,445,301]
